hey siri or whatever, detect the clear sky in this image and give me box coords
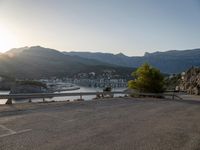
[0,0,200,56]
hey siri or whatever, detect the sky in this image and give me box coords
[0,0,200,56]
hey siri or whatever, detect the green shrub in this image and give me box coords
[128,63,164,93]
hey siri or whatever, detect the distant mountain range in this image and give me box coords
[0,46,199,79]
[0,46,134,79]
[65,48,200,73]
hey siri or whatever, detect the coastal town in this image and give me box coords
[39,71,128,91]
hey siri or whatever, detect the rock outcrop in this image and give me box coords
[10,84,47,94]
[10,81,48,94]
[179,67,200,95]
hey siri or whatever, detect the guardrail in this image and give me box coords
[0,91,182,104]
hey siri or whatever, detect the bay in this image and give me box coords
[0,87,126,105]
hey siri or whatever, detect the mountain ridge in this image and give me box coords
[64,48,200,73]
[0,46,134,79]
[1,46,200,77]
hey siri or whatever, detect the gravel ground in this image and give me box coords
[1,97,200,150]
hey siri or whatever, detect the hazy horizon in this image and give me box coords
[0,0,200,56]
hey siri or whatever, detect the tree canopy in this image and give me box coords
[128,63,164,93]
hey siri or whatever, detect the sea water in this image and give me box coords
[0,87,126,104]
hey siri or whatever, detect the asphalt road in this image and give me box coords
[1,98,200,150]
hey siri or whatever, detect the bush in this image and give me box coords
[128,63,164,93]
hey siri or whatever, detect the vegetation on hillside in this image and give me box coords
[128,63,164,93]
[0,73,47,91]
[16,80,47,88]
[10,80,48,95]
[0,74,16,90]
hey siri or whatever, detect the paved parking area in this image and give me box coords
[1,98,200,150]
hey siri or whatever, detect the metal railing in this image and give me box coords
[0,91,182,104]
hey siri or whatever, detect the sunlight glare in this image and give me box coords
[0,25,17,52]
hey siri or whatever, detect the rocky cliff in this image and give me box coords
[179,67,200,95]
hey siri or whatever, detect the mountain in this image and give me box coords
[64,48,200,73]
[0,46,134,79]
[2,46,199,79]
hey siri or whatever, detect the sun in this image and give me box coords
[0,25,17,52]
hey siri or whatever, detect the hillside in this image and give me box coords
[65,48,200,73]
[0,46,134,79]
